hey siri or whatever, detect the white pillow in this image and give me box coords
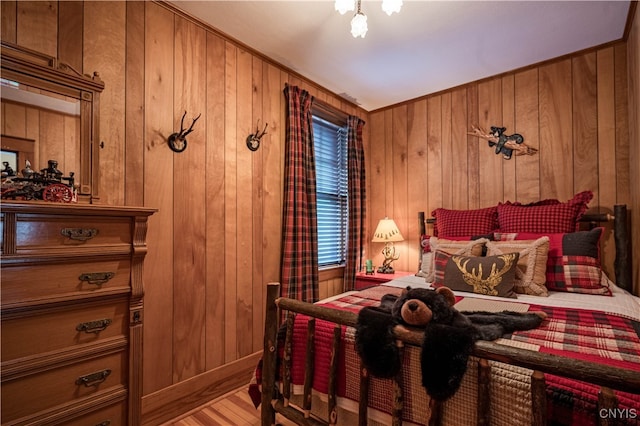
[416,251,435,281]
[416,237,489,283]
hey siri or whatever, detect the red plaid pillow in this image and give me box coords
[495,228,611,295]
[497,191,593,233]
[431,206,498,237]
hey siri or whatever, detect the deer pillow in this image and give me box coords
[433,251,521,298]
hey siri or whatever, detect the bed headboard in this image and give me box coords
[418,204,631,292]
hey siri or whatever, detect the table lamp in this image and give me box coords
[372,217,404,274]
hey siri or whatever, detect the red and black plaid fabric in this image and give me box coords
[432,250,449,285]
[497,190,593,233]
[548,255,607,294]
[512,304,640,426]
[496,228,611,295]
[513,305,640,364]
[281,85,319,302]
[430,206,499,237]
[296,289,639,422]
[248,287,402,409]
[252,287,640,424]
[290,292,384,393]
[343,116,366,292]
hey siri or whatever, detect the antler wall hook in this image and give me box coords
[246,120,268,151]
[168,111,201,153]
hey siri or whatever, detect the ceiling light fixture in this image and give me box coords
[335,0,355,15]
[381,0,403,16]
[336,0,402,39]
[350,0,368,38]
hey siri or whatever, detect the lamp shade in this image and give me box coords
[372,218,404,242]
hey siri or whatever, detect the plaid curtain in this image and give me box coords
[280,85,319,302]
[343,116,367,291]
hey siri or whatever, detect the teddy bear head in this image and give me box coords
[390,286,457,327]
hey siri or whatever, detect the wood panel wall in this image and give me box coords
[1,1,365,423]
[1,1,637,423]
[366,44,633,293]
[628,6,640,297]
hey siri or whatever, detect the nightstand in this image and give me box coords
[355,270,414,290]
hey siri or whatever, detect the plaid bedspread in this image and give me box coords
[251,286,640,425]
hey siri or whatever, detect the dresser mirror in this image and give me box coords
[1,41,104,203]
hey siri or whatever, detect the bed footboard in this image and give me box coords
[262,282,640,426]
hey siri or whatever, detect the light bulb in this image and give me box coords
[335,0,355,15]
[351,12,368,38]
[381,0,402,16]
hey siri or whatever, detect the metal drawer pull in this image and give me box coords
[76,369,111,387]
[61,227,98,241]
[79,272,115,286]
[95,422,111,426]
[76,319,112,334]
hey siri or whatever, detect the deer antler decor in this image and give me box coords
[453,253,518,296]
[468,125,538,160]
[246,120,268,151]
[168,111,201,153]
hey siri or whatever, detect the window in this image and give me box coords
[313,114,348,267]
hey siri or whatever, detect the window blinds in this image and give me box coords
[313,115,348,267]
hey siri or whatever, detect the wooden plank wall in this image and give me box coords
[1,1,637,422]
[628,8,640,297]
[366,45,632,288]
[0,1,365,421]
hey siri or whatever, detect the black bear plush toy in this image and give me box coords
[355,286,546,401]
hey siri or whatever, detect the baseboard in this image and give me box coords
[141,351,262,425]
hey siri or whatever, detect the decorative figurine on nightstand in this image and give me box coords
[365,259,374,275]
[378,249,399,274]
[372,217,404,274]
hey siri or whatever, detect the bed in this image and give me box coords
[254,193,640,426]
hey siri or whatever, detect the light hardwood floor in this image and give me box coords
[162,387,297,426]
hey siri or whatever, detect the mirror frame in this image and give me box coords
[1,41,104,203]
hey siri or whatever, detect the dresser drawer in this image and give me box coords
[1,350,127,423]
[0,202,154,424]
[63,400,127,426]
[2,299,128,361]
[14,214,131,255]
[1,258,131,306]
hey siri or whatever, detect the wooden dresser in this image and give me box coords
[1,201,155,426]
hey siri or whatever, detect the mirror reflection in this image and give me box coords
[1,78,81,180]
[1,41,104,203]
[1,151,17,173]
